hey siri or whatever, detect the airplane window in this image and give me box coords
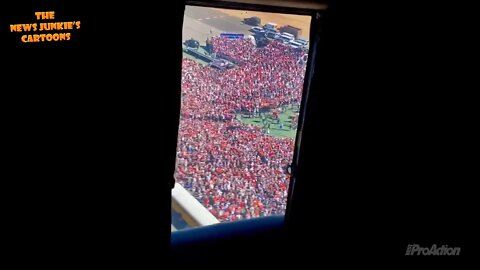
[172,5,311,231]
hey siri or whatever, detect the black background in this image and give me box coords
[1,0,476,267]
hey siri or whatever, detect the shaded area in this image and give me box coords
[182,47,211,66]
[171,208,190,230]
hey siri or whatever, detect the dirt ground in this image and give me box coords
[214,8,311,39]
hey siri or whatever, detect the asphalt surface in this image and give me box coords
[183,5,252,45]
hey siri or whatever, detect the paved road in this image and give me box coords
[183,6,252,45]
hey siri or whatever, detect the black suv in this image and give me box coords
[184,39,199,49]
[243,16,261,26]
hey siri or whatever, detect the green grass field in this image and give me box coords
[236,106,300,139]
[181,50,299,139]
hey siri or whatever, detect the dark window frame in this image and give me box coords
[172,0,328,230]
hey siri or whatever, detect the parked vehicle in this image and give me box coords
[276,33,295,44]
[251,26,266,34]
[265,29,279,39]
[263,22,278,31]
[295,38,309,48]
[289,40,304,49]
[244,16,261,26]
[184,38,199,49]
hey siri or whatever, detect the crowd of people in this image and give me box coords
[175,37,308,222]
